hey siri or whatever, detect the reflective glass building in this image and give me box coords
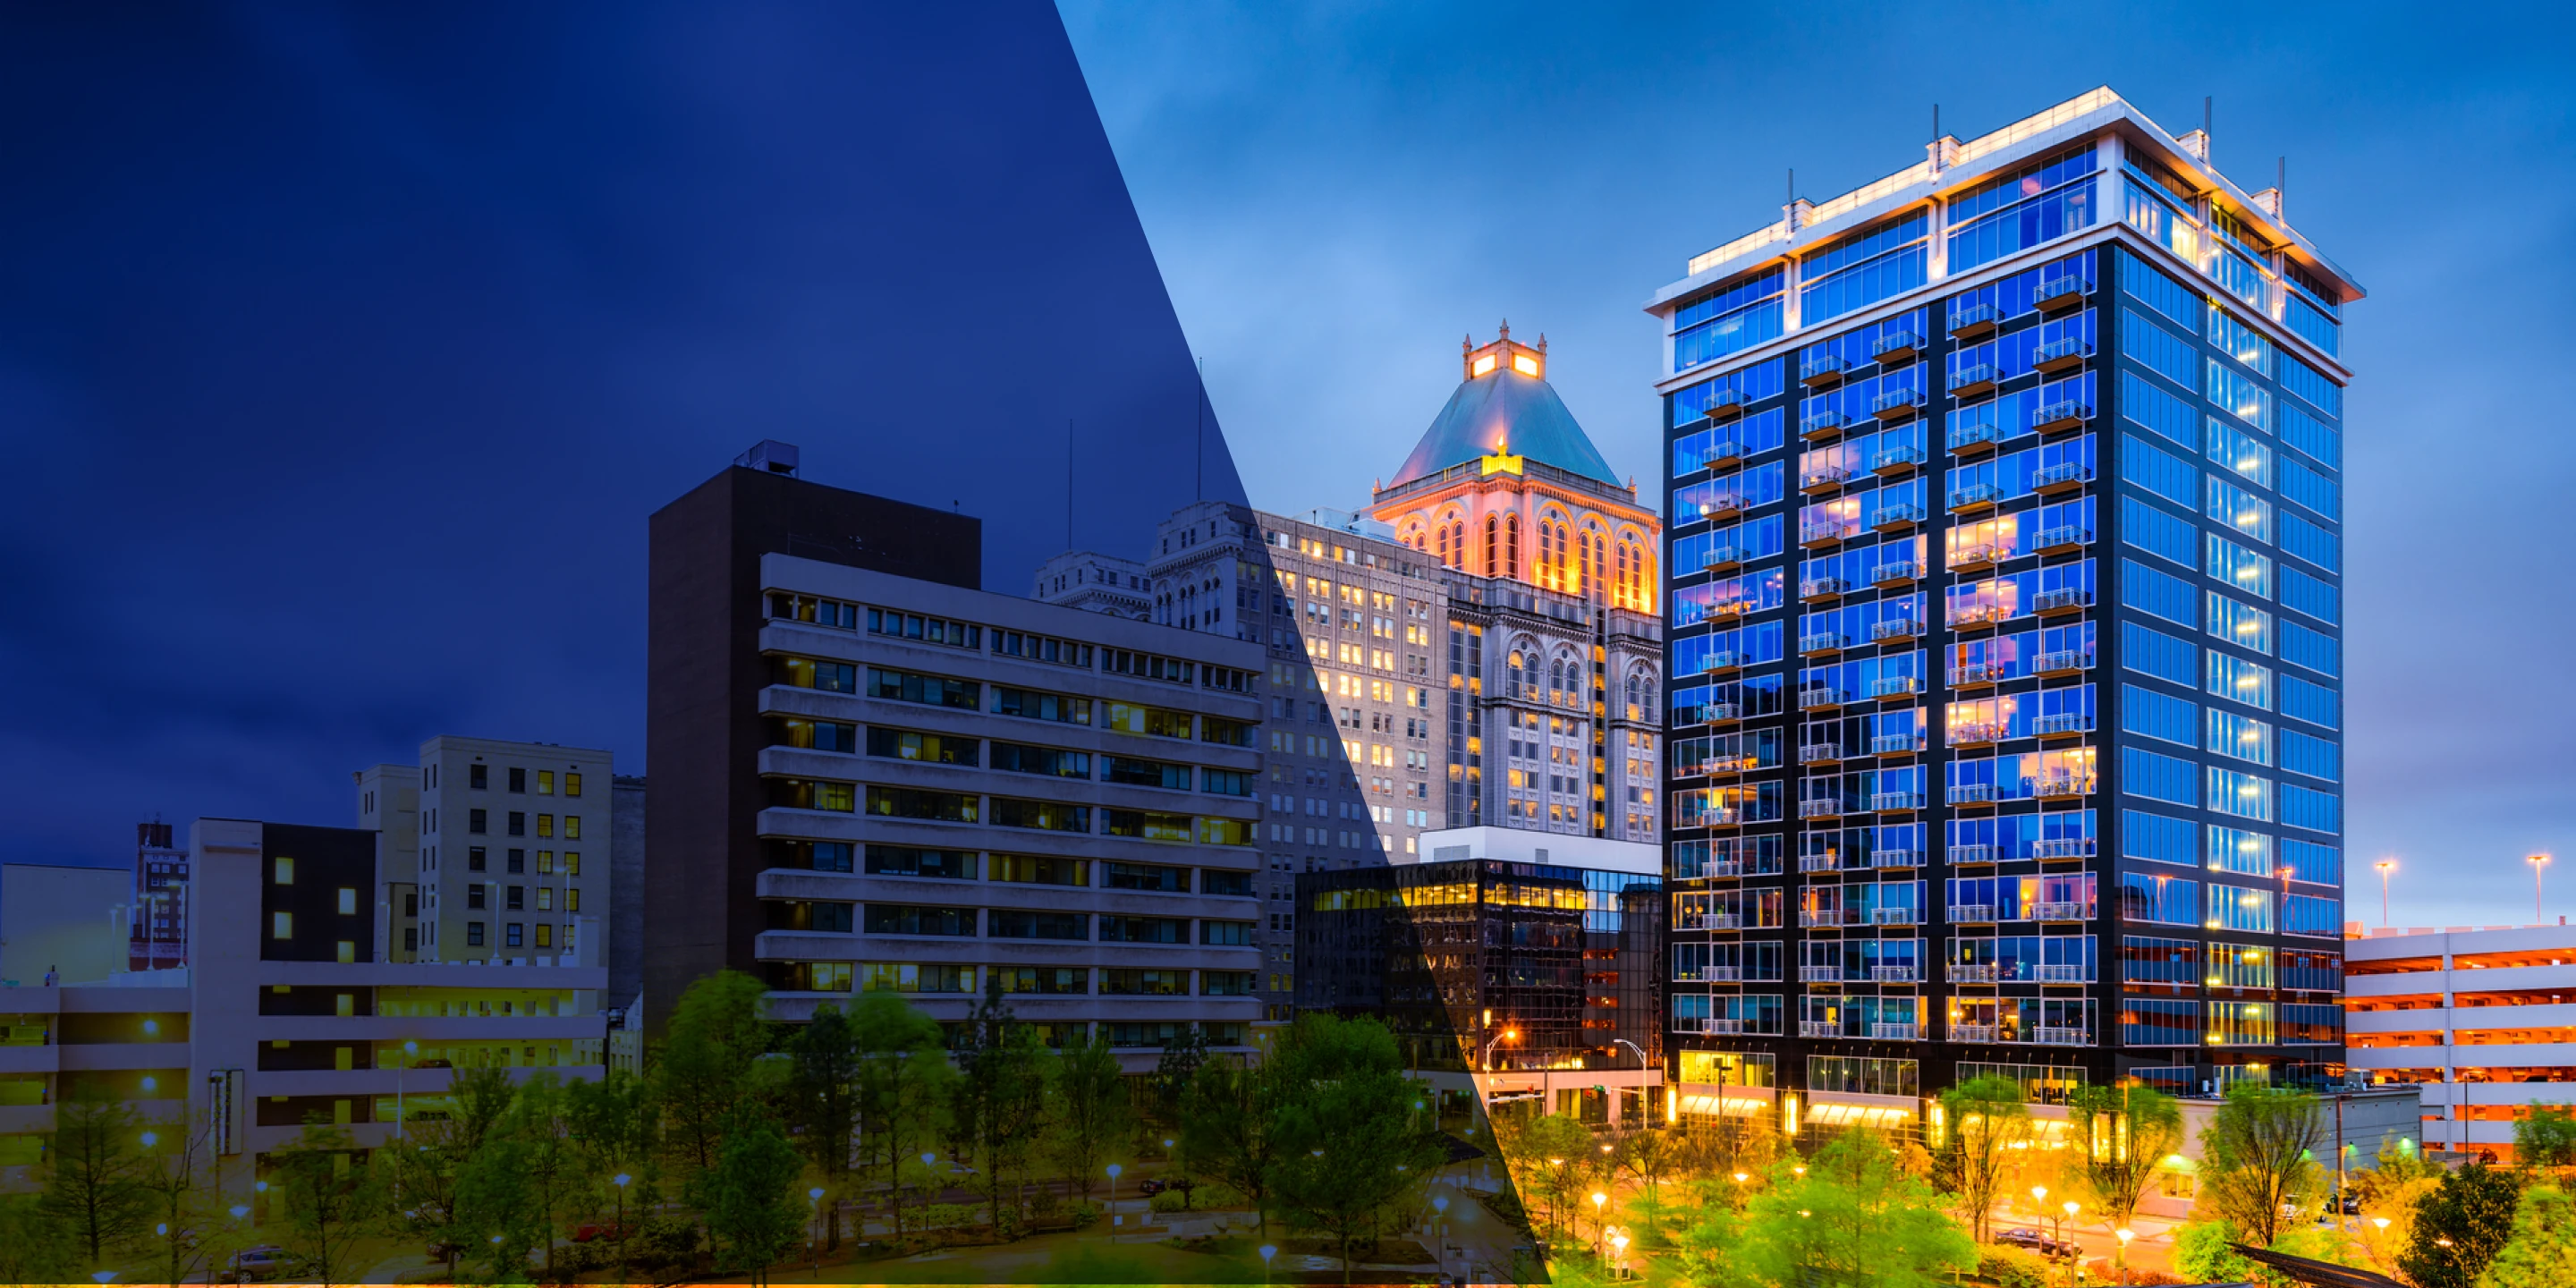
[1647,89,2356,1132]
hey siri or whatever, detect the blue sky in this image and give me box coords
[1060,0,2576,927]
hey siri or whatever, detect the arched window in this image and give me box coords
[1450,520,1466,568]
[1504,513,1520,580]
[1508,650,1527,699]
[1484,513,1498,575]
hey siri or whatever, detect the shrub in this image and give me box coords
[630,1215,703,1270]
[1148,1188,1191,1212]
[1977,1245,2049,1288]
[1066,1201,1102,1229]
[916,1202,979,1230]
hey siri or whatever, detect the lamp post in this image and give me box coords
[2530,854,2551,923]
[1590,1191,1607,1262]
[1107,1163,1122,1227]
[613,1174,632,1284]
[1482,1027,1519,1072]
[1258,1243,1276,1285]
[2114,1228,2133,1286]
[2375,860,2395,928]
[1431,1195,1449,1284]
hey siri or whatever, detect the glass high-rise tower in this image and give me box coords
[1648,89,2355,1131]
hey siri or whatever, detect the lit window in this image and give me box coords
[336,888,357,916]
[273,858,293,886]
[537,770,555,795]
[272,912,292,939]
[336,941,355,964]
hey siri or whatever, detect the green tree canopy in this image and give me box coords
[1265,1013,1449,1284]
[656,970,772,1176]
[40,1091,149,1266]
[706,1104,805,1284]
[1179,1053,1283,1236]
[1674,1128,1975,1288]
[2193,1080,2323,1245]
[2402,1163,2522,1288]
[1936,1074,2030,1241]
[1043,1032,1131,1202]
[2067,1081,2184,1232]
[2513,1106,2576,1170]
[2477,1182,2576,1288]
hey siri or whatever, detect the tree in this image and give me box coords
[2401,1163,2521,1288]
[656,970,772,1176]
[1265,1014,1448,1284]
[1044,1032,1131,1202]
[1672,1128,1974,1288]
[1615,1127,1680,1209]
[563,1064,658,1257]
[2193,1080,2323,1246]
[2514,1106,2576,1171]
[0,1193,76,1286]
[946,975,1048,1235]
[1937,1075,2031,1242]
[706,1105,804,1285]
[41,1091,150,1267]
[2066,1082,2183,1233]
[784,1004,860,1249]
[453,1133,544,1285]
[270,1122,385,1287]
[501,1074,591,1280]
[2173,1218,2259,1284]
[1498,1114,1595,1241]
[846,990,950,1244]
[2478,1182,2576,1288]
[1180,1054,1282,1236]
[385,1065,519,1281]
[134,1107,236,1288]
[1153,1025,1212,1126]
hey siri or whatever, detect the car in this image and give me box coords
[1995,1228,2075,1258]
[412,1057,453,1069]
[572,1222,633,1243]
[1136,1178,1168,1196]
[225,1245,298,1282]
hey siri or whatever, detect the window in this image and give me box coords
[2280,567,2337,625]
[1106,862,1189,893]
[863,905,977,936]
[564,772,582,798]
[989,797,1089,832]
[2120,558,2197,627]
[2281,674,2339,729]
[1200,920,1254,946]
[538,851,555,875]
[866,665,977,708]
[1097,916,1188,945]
[866,606,981,648]
[1103,809,1193,843]
[2122,621,2197,687]
[2209,309,2274,377]
[2280,402,2339,470]
[2280,458,2340,521]
[566,888,581,913]
[505,923,525,948]
[2281,729,2339,782]
[865,786,978,823]
[2282,783,2340,833]
[988,911,1089,940]
[2209,886,2273,934]
[2121,496,2195,568]
[537,769,555,795]
[2123,310,2197,387]
[2279,352,2342,418]
[1106,703,1193,739]
[2207,593,2273,654]
[565,852,580,877]
[537,888,554,911]
[536,813,554,838]
[2206,536,2272,600]
[2120,683,2196,746]
[992,686,1091,724]
[991,855,1089,886]
[2119,873,2200,926]
[507,848,527,874]
[468,809,487,835]
[2119,435,2197,508]
[2207,651,2273,710]
[508,767,527,792]
[865,846,976,879]
[2121,809,2195,867]
[469,764,488,790]
[2207,479,2273,544]
[507,811,527,837]
[1948,149,2097,272]
[1803,211,1929,322]
[506,886,525,911]
[534,924,554,949]
[987,741,1084,777]
[2121,747,2198,806]
[2120,252,2202,330]
[2208,767,2275,822]
[1673,268,1786,372]
[1104,757,1192,791]
[2207,709,2273,767]
[2208,826,2273,877]
[272,912,293,939]
[274,857,294,886]
[336,888,357,916]
[2205,419,2272,487]
[468,846,487,872]
[468,886,487,910]
[1201,869,1254,897]
[2280,513,2337,574]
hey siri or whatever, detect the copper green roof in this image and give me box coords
[1386,368,1619,490]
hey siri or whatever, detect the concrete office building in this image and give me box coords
[649,445,1267,1063]
[2347,923,2576,1161]
[1031,551,1151,621]
[1649,88,2357,1136]
[130,821,190,970]
[360,737,614,969]
[1,864,130,988]
[0,818,608,1197]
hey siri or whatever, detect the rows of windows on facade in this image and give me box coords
[1030,327,1667,1021]
[1653,88,2351,1092]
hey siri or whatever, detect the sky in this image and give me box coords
[3,3,2572,932]
[1056,0,2576,927]
[0,4,1236,869]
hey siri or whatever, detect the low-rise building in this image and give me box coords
[2346,921,2576,1160]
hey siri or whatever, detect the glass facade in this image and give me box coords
[1660,112,2350,1099]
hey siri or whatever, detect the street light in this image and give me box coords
[1432,1195,1450,1284]
[1482,1027,1520,1072]
[2376,860,2396,928]
[1258,1243,1276,1285]
[1591,1191,1607,1261]
[1107,1162,1123,1224]
[2531,854,2551,923]
[2114,1228,2133,1286]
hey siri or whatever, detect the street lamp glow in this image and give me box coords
[809,1187,825,1201]
[1433,1196,1449,1214]
[614,1173,631,1187]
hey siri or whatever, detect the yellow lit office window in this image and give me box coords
[273,857,294,886]
[564,773,582,797]
[566,888,580,912]
[538,851,555,875]
[564,852,580,877]
[535,925,554,949]
[537,814,555,838]
[565,816,580,840]
[272,912,292,939]
[335,941,354,964]
[537,770,555,795]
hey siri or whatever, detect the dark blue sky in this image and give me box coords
[0,4,1238,866]
[1063,1,2576,927]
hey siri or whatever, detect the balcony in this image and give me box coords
[1699,440,1747,469]
[1950,843,1997,864]
[1871,330,1923,365]
[1702,965,1742,981]
[1868,733,1921,757]
[1869,791,1923,812]
[1691,701,1741,726]
[1869,676,1919,701]
[1870,848,1920,869]
[2034,901,2089,921]
[1799,797,1843,818]
[1947,301,2000,339]
[1697,912,1742,931]
[1695,493,1750,522]
[1946,363,1999,399]
[1707,598,1751,620]
[1945,543,1998,573]
[1872,559,1920,588]
[1871,967,1919,985]
[2030,775,2093,800]
[1799,742,1843,766]
[2037,963,2087,984]
[1801,964,1843,983]
[2034,336,2092,374]
[1701,545,1747,573]
[1946,782,1997,805]
[2032,462,2093,495]
[2033,838,2097,860]
[2031,1026,2090,1046]
[2034,400,2091,435]
[1869,617,1925,643]
[1870,445,1925,477]
[1703,652,1745,678]
[1801,464,1852,494]
[1869,503,1926,531]
[1947,482,2000,513]
[1872,906,1920,926]
[1950,903,1998,925]
[2033,525,2089,555]
[1951,963,1998,983]
[2034,588,2093,615]
[1801,353,1849,387]
[1703,1018,1748,1035]
[1801,521,1852,549]
[2034,275,2090,313]
[1800,910,1844,928]
[1801,410,1850,441]
[1948,420,2001,456]
[1945,602,2003,629]
[1800,575,1849,603]
[1870,387,1924,421]
[1705,860,1747,878]
[1799,687,1846,711]
[1871,1021,1922,1039]
[1800,1020,1843,1038]
[1951,1022,2001,1042]
[1799,854,1841,873]
[1946,663,1995,687]
[2034,648,2092,676]
[1701,387,1746,420]
[1800,631,1846,657]
[2034,713,2094,739]
[1950,724,2006,749]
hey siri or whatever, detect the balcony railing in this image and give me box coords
[1702,965,1742,981]
[1870,848,1920,869]
[1799,854,1840,873]
[1871,387,1924,420]
[1705,1018,1749,1035]
[1869,791,1923,812]
[1948,420,2001,454]
[1799,688,1845,710]
[1950,843,1997,864]
[1872,966,1919,984]
[2033,462,2093,494]
[2034,399,2091,434]
[1868,733,1920,756]
[1950,723,2006,747]
[1701,387,1746,420]
[1872,906,1920,926]
[2034,713,2095,737]
[1800,575,1849,601]
[1800,631,1846,655]
[1951,963,1999,983]
[1871,1021,1922,1039]
[1801,965,1842,983]
[1870,503,1926,530]
[1691,701,1741,724]
[1950,1022,2001,1042]
[2036,963,2087,983]
[1870,617,1925,642]
[1947,664,1994,686]
[1950,903,1998,924]
[1696,493,1750,521]
[1947,482,2001,513]
[1800,910,1843,928]
[2030,775,2094,800]
[2033,837,2097,860]
[1873,558,1920,587]
[1948,301,2001,338]
[1706,648,1747,674]
[1801,411,1850,439]
[1708,599,1750,619]
[1945,542,1998,572]
[1801,353,1849,387]
[1799,798,1843,818]
[1701,545,1747,572]
[2034,901,2089,921]
[1801,521,1852,547]
[1801,465,1852,493]
[1696,912,1742,930]
[1704,860,1746,878]
[2034,648,2092,675]
[2034,275,2091,312]
[2034,336,2092,374]
[1946,783,1997,806]
[1800,1020,1842,1038]
[1871,330,1923,364]
[2031,1026,2090,1046]
[2033,524,2089,555]
[1869,676,1919,699]
[1947,363,1998,398]
[1799,743,1843,765]
[2034,588,2093,614]
[1697,441,1747,471]
[1871,445,1926,476]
